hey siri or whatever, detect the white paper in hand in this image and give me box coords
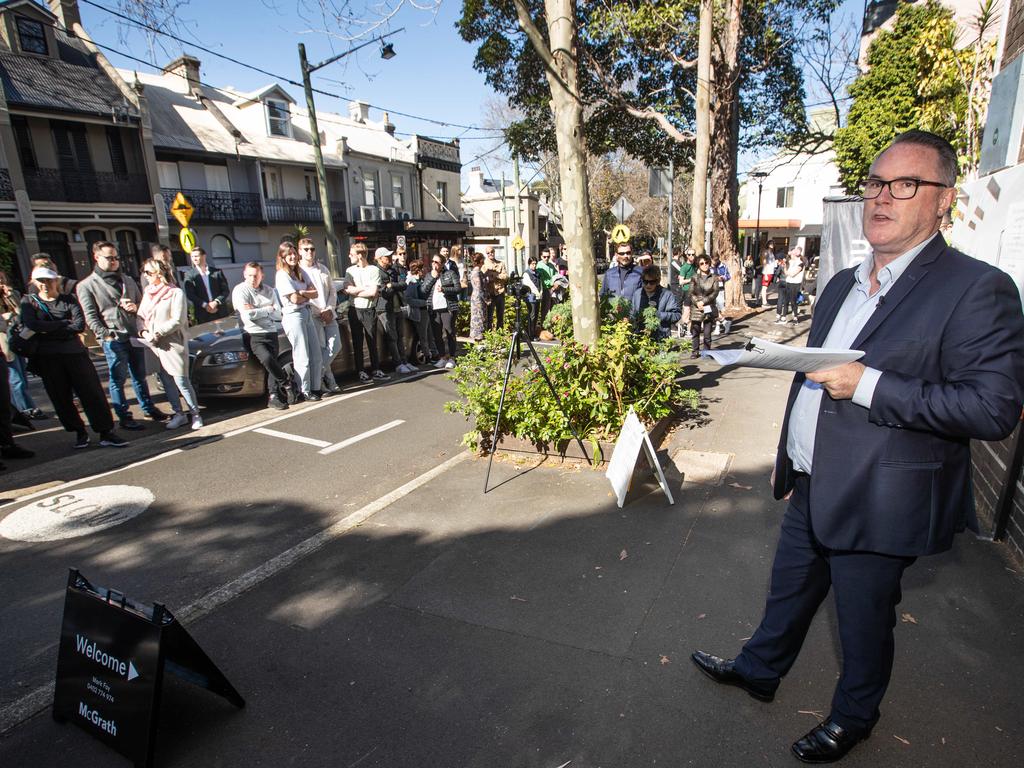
[701,337,864,373]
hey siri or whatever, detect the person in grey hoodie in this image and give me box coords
[76,241,166,429]
[232,262,291,410]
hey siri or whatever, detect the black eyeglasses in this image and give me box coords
[642,279,659,285]
[860,177,948,200]
[617,251,632,256]
[301,246,315,252]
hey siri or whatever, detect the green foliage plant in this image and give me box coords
[446,299,697,459]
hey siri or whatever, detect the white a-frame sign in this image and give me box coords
[605,407,675,508]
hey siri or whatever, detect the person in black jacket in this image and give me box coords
[182,247,230,325]
[422,254,461,368]
[631,266,682,341]
[21,267,126,449]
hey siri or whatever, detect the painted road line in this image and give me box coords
[0,449,183,512]
[0,450,471,735]
[318,420,405,455]
[223,368,446,439]
[253,428,332,449]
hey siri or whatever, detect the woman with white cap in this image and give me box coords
[19,266,127,449]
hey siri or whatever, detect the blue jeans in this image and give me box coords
[101,338,156,420]
[7,354,37,412]
[156,369,199,414]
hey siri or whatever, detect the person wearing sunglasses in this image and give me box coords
[631,265,680,341]
[691,131,1024,764]
[298,238,343,393]
[600,242,642,301]
[77,241,167,429]
[137,258,203,430]
[687,256,719,358]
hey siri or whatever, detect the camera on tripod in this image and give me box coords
[505,270,529,300]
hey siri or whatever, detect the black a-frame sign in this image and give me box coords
[53,569,244,767]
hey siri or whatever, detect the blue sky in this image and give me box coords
[76,0,864,186]
[77,1,509,185]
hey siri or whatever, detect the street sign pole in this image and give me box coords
[667,159,674,287]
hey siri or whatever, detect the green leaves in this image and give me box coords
[446,300,696,454]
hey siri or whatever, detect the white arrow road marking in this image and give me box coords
[319,420,404,455]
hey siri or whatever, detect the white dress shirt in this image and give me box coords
[786,237,933,474]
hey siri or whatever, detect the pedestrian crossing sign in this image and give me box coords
[170,192,194,227]
[511,235,525,251]
[179,227,196,253]
[611,224,631,244]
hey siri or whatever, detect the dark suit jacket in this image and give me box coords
[773,234,1024,557]
[183,267,231,324]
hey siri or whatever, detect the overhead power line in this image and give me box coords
[79,0,498,135]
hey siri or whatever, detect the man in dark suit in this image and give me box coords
[182,247,230,325]
[691,131,1024,763]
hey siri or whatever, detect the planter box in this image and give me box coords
[493,413,674,467]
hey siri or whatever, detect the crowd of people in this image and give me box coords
[2,232,818,471]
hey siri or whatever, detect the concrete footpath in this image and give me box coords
[2,308,1023,767]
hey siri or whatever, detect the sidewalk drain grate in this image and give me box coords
[671,450,733,486]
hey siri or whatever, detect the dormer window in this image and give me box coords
[16,16,48,56]
[266,99,292,138]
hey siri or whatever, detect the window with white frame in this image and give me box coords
[391,175,404,210]
[436,181,448,213]
[266,99,292,138]
[304,173,317,202]
[363,171,377,206]
[776,186,794,208]
[492,210,501,227]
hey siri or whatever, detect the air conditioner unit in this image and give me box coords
[399,211,412,220]
[380,207,397,220]
[359,205,376,221]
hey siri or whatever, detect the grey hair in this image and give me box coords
[888,130,958,186]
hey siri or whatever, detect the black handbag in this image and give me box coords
[7,296,54,357]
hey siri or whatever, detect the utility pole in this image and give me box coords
[666,159,674,287]
[512,154,523,272]
[691,0,712,256]
[298,29,403,279]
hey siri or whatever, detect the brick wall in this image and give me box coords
[1005,0,1024,68]
[971,424,1024,566]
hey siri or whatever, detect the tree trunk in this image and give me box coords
[710,0,744,311]
[691,0,713,256]
[515,0,599,346]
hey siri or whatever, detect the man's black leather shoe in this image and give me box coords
[690,650,777,702]
[791,719,870,764]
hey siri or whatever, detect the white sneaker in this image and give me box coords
[444,360,456,369]
[166,413,189,430]
[358,371,371,383]
[432,358,446,368]
[399,363,413,374]
[191,412,204,430]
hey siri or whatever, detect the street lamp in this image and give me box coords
[298,29,404,278]
[750,170,768,303]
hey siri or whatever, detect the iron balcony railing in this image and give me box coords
[26,169,149,204]
[265,198,348,224]
[0,169,13,201]
[160,188,263,225]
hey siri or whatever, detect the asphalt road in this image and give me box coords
[0,367,467,721]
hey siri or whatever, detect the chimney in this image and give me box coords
[48,0,82,28]
[469,167,485,191]
[335,136,348,156]
[348,100,369,124]
[382,111,395,136]
[162,55,202,97]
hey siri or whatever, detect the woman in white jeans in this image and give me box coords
[274,242,323,401]
[137,258,202,430]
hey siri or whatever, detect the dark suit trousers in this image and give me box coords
[734,475,915,735]
[34,353,115,434]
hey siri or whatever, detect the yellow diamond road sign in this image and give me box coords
[511,235,525,251]
[170,192,194,227]
[611,224,631,244]
[179,227,196,253]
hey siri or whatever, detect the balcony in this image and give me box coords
[265,198,348,225]
[25,169,149,204]
[160,188,262,225]
[0,169,12,201]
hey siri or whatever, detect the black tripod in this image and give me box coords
[483,283,589,493]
